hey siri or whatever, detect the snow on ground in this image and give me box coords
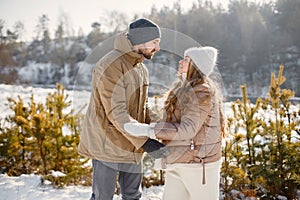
[0,84,91,117]
[0,174,164,200]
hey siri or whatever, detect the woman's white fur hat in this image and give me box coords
[184,46,218,76]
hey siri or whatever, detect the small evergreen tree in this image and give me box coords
[258,65,300,198]
[4,96,34,175]
[43,83,90,187]
[28,95,51,175]
[0,83,91,187]
[222,65,300,199]
[222,84,264,198]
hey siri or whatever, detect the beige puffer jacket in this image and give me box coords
[155,82,223,166]
[78,32,151,164]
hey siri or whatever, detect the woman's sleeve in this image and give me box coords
[155,85,212,141]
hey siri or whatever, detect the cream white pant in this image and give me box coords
[163,159,222,200]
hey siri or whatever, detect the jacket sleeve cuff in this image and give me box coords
[149,123,156,139]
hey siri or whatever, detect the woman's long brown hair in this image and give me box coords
[163,60,227,137]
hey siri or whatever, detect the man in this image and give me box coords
[78,18,169,200]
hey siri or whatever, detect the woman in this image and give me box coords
[124,46,227,200]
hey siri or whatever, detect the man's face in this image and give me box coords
[136,38,160,59]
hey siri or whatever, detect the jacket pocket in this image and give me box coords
[104,124,135,157]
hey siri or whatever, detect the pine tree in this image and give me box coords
[222,84,264,198]
[44,84,74,170]
[28,94,51,175]
[86,22,105,49]
[43,83,90,187]
[0,83,91,187]
[2,96,33,175]
[34,14,51,63]
[258,65,300,198]
[222,65,300,198]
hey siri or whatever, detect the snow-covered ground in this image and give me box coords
[0,84,91,118]
[0,173,164,200]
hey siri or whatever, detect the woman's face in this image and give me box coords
[178,56,190,75]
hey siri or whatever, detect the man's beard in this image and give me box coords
[138,48,156,59]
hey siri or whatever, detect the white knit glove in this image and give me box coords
[124,122,156,138]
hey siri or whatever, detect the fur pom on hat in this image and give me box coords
[184,46,218,76]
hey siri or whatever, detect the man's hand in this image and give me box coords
[142,139,170,159]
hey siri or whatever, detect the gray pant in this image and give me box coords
[90,159,142,200]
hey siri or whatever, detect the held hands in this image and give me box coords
[124,122,156,138]
[124,122,169,159]
[142,139,170,159]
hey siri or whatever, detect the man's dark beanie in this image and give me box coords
[128,18,161,45]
